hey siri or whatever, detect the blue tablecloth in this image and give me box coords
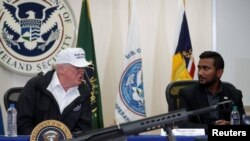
[0,135,207,141]
[0,135,29,141]
[127,135,207,141]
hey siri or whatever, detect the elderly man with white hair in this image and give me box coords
[17,47,92,135]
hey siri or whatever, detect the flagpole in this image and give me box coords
[128,0,131,25]
[212,0,217,51]
[86,0,92,21]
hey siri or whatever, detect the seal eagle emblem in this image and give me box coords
[0,0,76,75]
[119,59,146,116]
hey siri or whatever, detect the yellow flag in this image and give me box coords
[171,53,192,81]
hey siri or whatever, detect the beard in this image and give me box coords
[199,77,218,87]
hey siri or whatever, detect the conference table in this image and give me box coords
[0,135,207,141]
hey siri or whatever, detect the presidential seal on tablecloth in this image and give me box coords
[30,120,72,141]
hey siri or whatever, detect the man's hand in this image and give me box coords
[215,120,230,125]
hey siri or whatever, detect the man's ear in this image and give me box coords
[57,64,64,74]
[217,69,224,78]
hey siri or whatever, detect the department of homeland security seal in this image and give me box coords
[119,59,146,116]
[30,120,72,141]
[0,0,76,75]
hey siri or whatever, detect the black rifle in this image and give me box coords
[64,100,232,141]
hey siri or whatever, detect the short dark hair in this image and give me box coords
[199,51,224,70]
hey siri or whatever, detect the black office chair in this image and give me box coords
[165,80,197,112]
[4,87,23,110]
[0,106,4,135]
[165,80,236,112]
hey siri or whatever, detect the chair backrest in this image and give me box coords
[165,80,236,112]
[4,87,23,111]
[165,80,198,112]
[0,106,4,135]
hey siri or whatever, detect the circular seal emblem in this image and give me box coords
[119,59,146,116]
[0,0,76,75]
[30,120,72,141]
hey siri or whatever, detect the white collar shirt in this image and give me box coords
[47,72,80,113]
